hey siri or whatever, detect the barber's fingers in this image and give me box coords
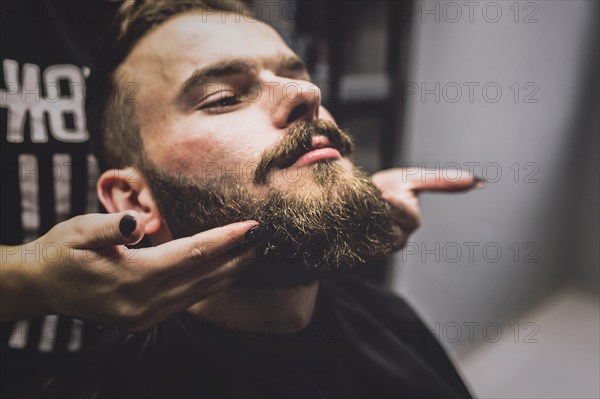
[65,211,145,249]
[406,169,486,193]
[385,189,422,234]
[140,220,260,278]
[153,244,258,308]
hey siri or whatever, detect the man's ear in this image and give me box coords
[97,166,164,235]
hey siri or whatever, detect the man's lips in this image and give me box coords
[288,136,341,168]
[291,147,341,168]
[272,135,344,171]
[254,120,354,185]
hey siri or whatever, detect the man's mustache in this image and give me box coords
[254,119,355,185]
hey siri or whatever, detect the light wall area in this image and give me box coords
[391,0,599,358]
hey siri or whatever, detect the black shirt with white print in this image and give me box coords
[1,1,120,397]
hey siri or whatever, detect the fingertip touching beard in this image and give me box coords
[142,120,402,289]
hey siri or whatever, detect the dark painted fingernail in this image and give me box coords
[119,215,137,237]
[245,225,268,243]
[473,176,487,189]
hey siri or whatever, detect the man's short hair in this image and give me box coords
[86,0,250,171]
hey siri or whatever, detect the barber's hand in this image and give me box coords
[0,213,263,332]
[372,168,485,250]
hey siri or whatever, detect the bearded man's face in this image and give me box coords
[118,11,400,287]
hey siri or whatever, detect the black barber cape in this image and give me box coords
[46,275,472,398]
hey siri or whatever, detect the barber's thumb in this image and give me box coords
[77,211,145,249]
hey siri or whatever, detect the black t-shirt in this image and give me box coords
[1,2,119,397]
[43,275,472,399]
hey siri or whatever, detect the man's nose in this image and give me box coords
[269,79,321,129]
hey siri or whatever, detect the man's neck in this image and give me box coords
[185,280,320,331]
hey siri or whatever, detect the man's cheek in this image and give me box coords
[225,154,258,183]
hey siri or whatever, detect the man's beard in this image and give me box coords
[141,120,401,288]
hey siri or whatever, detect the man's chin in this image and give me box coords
[236,264,320,290]
[234,252,342,290]
[234,248,390,291]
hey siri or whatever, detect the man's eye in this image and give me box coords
[200,95,240,110]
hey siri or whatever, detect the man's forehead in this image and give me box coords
[123,12,293,88]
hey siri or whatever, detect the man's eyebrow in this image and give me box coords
[174,55,308,109]
[278,55,307,74]
[175,59,253,108]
